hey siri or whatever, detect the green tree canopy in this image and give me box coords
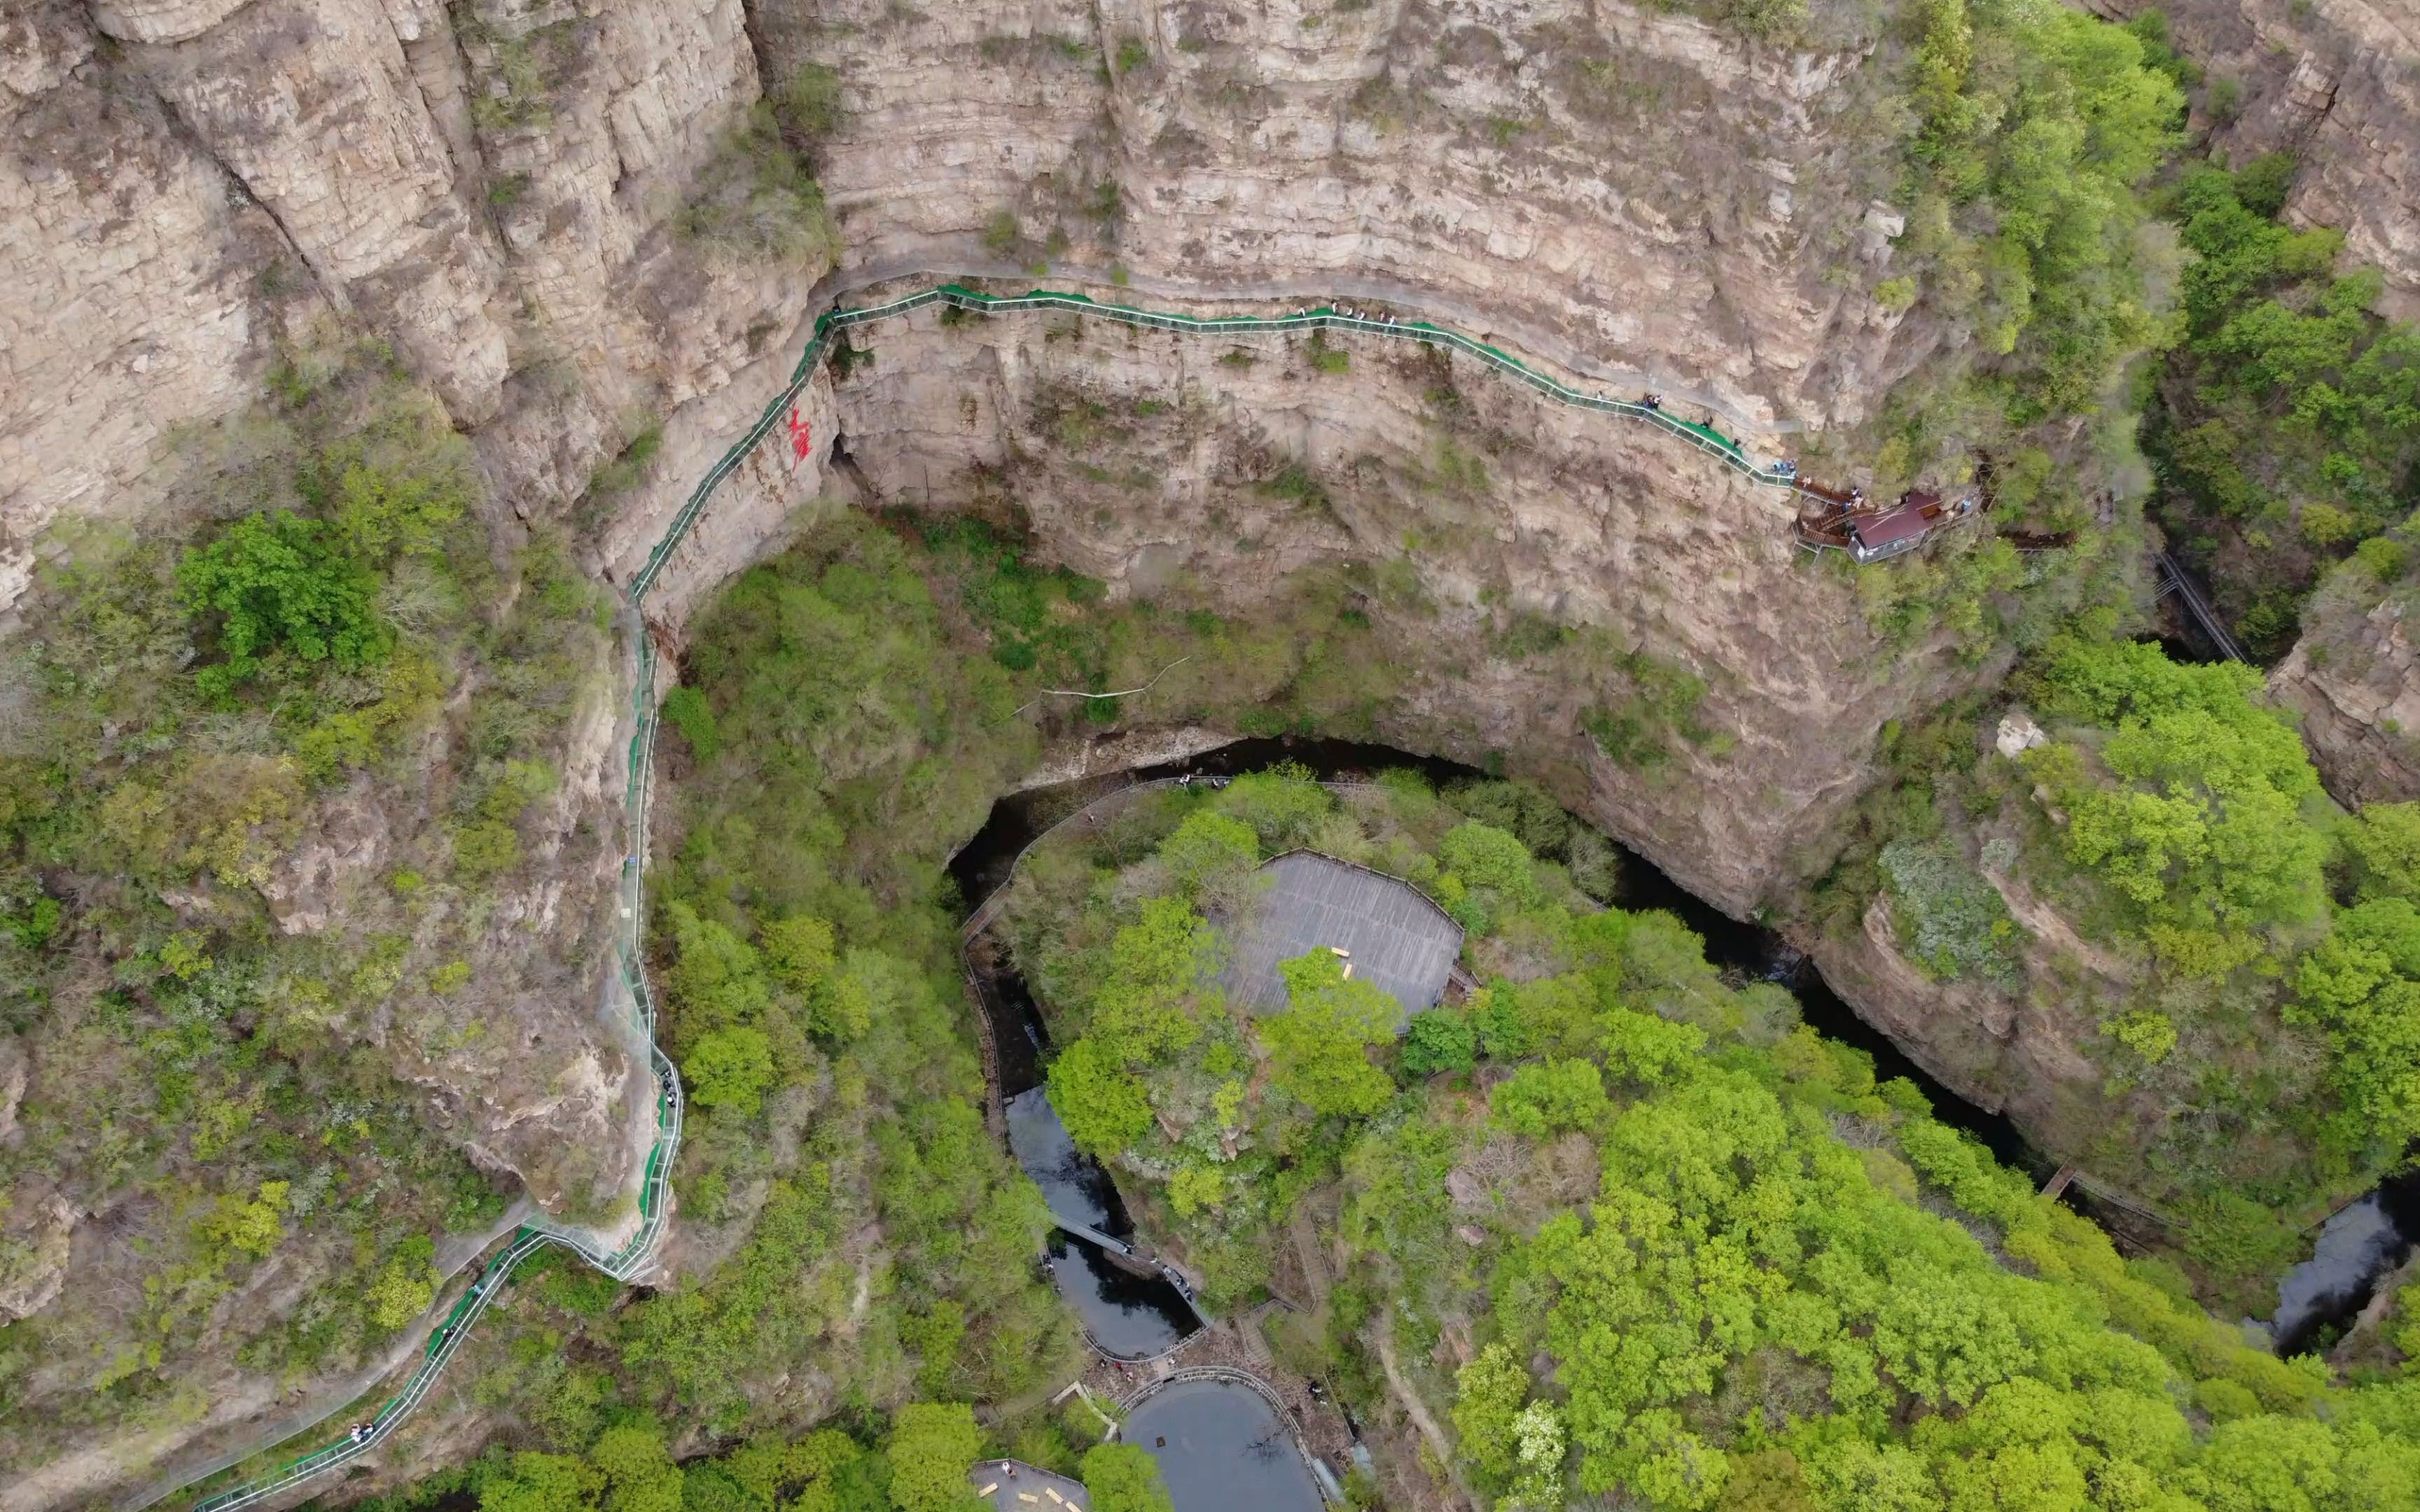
[884,1403,985,1512]
[1157,808,1259,900]
[1401,1004,1477,1077]
[478,1452,605,1512]
[1078,1443,1174,1512]
[1261,949,1398,1116]
[179,511,390,698]
[1048,1036,1153,1156]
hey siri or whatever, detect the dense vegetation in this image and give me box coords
[0,344,607,1460]
[2144,154,2420,655]
[987,762,2420,1508]
[1814,613,2420,1306]
[1835,0,2183,507]
[636,522,1070,1421]
[345,1398,1173,1512]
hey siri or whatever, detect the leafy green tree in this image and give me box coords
[2026,636,2328,968]
[760,913,837,993]
[1157,809,1259,899]
[1078,1443,1174,1512]
[2290,897,2420,1148]
[1212,762,1332,848]
[179,511,390,697]
[1599,1006,1706,1086]
[2344,804,2420,904]
[1261,950,1397,1116]
[1441,821,1540,902]
[1490,1058,1610,1138]
[1439,820,1542,931]
[194,1181,288,1262]
[1049,1037,1153,1154]
[662,685,721,761]
[1454,1341,1533,1482]
[665,904,773,1035]
[1870,1268,2033,1408]
[1084,898,1215,1065]
[1401,1005,1477,1077]
[589,1422,683,1512]
[685,1026,776,1116]
[680,1462,756,1512]
[884,1403,985,1512]
[478,1452,605,1512]
[1802,1441,1937,1512]
[1468,984,1531,1059]
[902,1298,967,1396]
[363,1236,438,1329]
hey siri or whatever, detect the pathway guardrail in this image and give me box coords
[178,274,1834,1512]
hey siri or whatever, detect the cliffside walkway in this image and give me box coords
[169,272,1916,1512]
[2155,550,2250,663]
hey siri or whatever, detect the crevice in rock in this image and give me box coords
[398,4,494,223]
[148,81,354,321]
[737,0,781,110]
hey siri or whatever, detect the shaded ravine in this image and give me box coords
[2273,1171,2420,1356]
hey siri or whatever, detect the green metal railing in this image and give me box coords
[181,276,1802,1512]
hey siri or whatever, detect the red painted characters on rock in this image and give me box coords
[787,403,813,470]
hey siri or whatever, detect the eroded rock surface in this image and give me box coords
[2271,596,2420,805]
[796,286,1996,912]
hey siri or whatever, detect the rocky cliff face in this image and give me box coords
[809,281,1994,913]
[2086,0,2420,318]
[766,0,1926,428]
[5,0,1961,629]
[2269,584,2420,806]
[1,0,811,625]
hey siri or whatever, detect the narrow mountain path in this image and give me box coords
[158,272,1838,1512]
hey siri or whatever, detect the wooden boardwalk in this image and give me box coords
[1218,852,1464,1022]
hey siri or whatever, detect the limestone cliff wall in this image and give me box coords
[767,0,1926,432]
[4,0,1955,628]
[805,284,1990,913]
[2270,592,2420,806]
[1,0,805,624]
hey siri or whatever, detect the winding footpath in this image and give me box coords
[165,272,1821,1512]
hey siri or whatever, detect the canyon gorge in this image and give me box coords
[8,0,2420,1506]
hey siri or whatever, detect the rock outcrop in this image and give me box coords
[5,0,1961,629]
[1,0,805,624]
[2270,594,2420,806]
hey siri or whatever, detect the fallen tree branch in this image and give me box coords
[1013,656,1192,716]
